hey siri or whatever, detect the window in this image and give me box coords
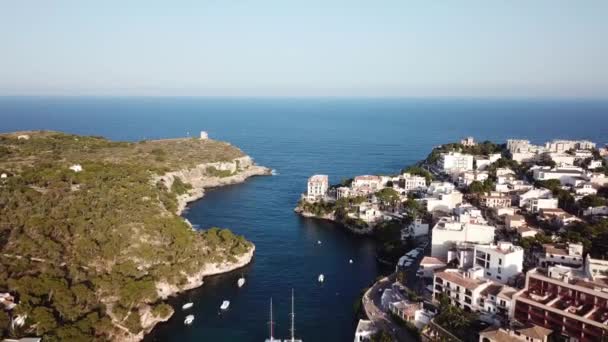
[497,276,502,280]
[486,272,492,276]
[561,256,565,260]
[499,259,502,265]
[498,267,502,274]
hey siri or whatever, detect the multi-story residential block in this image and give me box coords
[529,198,559,213]
[306,174,329,201]
[418,256,447,278]
[538,243,584,268]
[433,267,489,312]
[544,139,596,153]
[575,183,597,196]
[512,267,608,341]
[480,194,512,209]
[439,152,474,173]
[399,172,427,192]
[457,170,488,188]
[475,153,502,171]
[588,159,604,170]
[430,216,495,258]
[474,242,524,284]
[547,152,575,166]
[583,205,608,217]
[518,188,558,213]
[336,186,351,200]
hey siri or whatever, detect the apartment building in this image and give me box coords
[474,242,524,284]
[440,152,474,173]
[430,216,495,258]
[512,267,608,341]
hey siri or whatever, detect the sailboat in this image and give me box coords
[264,298,280,342]
[237,276,246,288]
[283,289,303,342]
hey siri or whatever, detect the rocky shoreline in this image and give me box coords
[293,205,374,235]
[127,156,271,342]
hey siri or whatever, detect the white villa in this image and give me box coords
[474,242,523,284]
[430,216,495,258]
[306,174,329,201]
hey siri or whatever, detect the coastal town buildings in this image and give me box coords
[352,175,382,191]
[306,174,329,201]
[544,139,596,153]
[439,152,474,173]
[479,324,553,342]
[418,256,447,278]
[354,320,376,342]
[401,219,430,239]
[538,243,584,268]
[505,214,525,230]
[474,242,524,284]
[474,153,501,171]
[398,173,427,192]
[457,170,488,188]
[532,166,584,186]
[460,136,476,147]
[518,188,557,213]
[538,208,581,227]
[425,182,463,212]
[430,216,495,258]
[511,267,608,341]
[480,194,512,209]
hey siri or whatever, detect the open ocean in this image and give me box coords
[1,97,608,341]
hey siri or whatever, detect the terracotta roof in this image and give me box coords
[543,244,568,256]
[481,283,502,297]
[478,327,515,342]
[420,256,446,266]
[435,271,485,290]
[517,324,553,339]
[498,286,518,300]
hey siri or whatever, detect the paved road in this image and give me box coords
[362,273,415,342]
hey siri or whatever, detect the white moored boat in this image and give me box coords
[220,300,230,310]
[349,259,353,264]
[184,315,194,325]
[182,302,193,310]
[238,277,246,288]
[318,274,324,283]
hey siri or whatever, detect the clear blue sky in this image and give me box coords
[1,1,607,97]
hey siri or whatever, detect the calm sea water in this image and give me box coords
[1,97,608,341]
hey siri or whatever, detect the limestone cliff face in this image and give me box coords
[294,205,374,235]
[122,156,270,342]
[156,156,272,215]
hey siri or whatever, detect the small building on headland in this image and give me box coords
[200,131,208,140]
[69,164,83,172]
[306,174,329,202]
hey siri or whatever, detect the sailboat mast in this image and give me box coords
[269,298,275,339]
[290,289,295,342]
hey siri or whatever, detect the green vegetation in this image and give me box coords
[171,176,192,195]
[434,293,478,341]
[375,188,400,205]
[0,131,252,340]
[425,141,504,164]
[390,312,422,341]
[401,166,433,184]
[560,219,608,258]
[370,330,393,342]
[205,166,235,178]
[467,179,495,194]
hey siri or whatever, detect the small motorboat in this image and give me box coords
[184,315,194,325]
[237,277,246,288]
[349,259,353,264]
[318,274,325,283]
[182,302,193,310]
[220,300,230,310]
[317,240,322,245]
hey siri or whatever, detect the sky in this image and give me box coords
[1,1,607,98]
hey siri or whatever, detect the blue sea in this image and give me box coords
[1,97,608,341]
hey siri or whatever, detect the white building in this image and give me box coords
[538,243,584,268]
[336,186,351,200]
[306,174,329,201]
[507,139,545,162]
[532,166,584,186]
[418,256,447,278]
[474,242,524,284]
[583,205,608,217]
[545,139,596,153]
[430,216,495,258]
[439,152,474,173]
[547,153,575,166]
[575,183,597,196]
[401,218,430,239]
[518,188,556,212]
[425,182,463,212]
[480,194,511,209]
[399,173,427,192]
[199,131,208,140]
[457,170,488,188]
[588,159,604,170]
[354,319,376,342]
[475,153,501,171]
[69,164,83,172]
[352,175,382,191]
[433,267,489,312]
[0,173,7,179]
[505,214,525,230]
[460,136,476,146]
[17,134,30,140]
